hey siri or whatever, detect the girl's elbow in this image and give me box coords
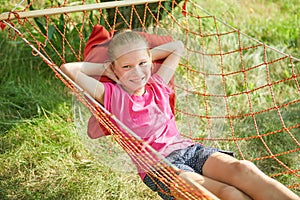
[175,40,185,55]
[60,62,80,73]
[176,40,184,47]
[60,63,79,80]
[60,64,67,73]
[60,63,74,72]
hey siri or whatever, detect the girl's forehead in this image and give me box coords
[114,49,150,65]
[114,41,148,58]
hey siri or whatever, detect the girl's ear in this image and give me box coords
[147,48,152,60]
[110,62,119,80]
[148,50,154,73]
[151,62,155,74]
[110,62,115,71]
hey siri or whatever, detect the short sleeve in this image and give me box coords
[151,74,172,95]
[103,82,116,112]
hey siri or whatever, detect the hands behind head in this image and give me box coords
[103,62,120,84]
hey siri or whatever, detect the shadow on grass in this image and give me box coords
[0,32,70,134]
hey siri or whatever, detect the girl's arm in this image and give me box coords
[60,62,115,104]
[74,62,116,79]
[151,41,184,84]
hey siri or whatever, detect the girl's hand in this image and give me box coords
[103,62,119,83]
[154,41,184,84]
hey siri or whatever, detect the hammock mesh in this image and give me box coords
[1,0,299,199]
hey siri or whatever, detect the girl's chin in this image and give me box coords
[120,84,145,95]
[130,87,145,96]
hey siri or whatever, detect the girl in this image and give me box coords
[60,30,299,200]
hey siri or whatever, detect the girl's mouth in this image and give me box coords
[130,76,145,83]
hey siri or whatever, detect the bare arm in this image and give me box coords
[151,41,184,84]
[60,62,115,104]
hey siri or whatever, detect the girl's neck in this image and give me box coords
[121,85,146,96]
[133,88,146,96]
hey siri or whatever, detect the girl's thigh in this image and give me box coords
[179,171,251,200]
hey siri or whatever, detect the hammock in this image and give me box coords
[1,0,299,199]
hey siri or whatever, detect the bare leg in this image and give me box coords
[179,171,252,200]
[202,152,300,200]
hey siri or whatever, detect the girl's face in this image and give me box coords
[112,47,152,96]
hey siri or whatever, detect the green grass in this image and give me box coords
[1,0,300,199]
[0,32,158,199]
[197,0,300,56]
[0,108,156,200]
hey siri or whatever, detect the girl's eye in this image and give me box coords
[139,61,147,66]
[122,65,130,69]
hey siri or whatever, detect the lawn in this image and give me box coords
[0,0,299,199]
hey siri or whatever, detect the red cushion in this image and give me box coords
[84,25,175,139]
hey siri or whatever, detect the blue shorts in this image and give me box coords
[143,144,234,200]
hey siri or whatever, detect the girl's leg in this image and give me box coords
[202,152,299,200]
[179,171,252,200]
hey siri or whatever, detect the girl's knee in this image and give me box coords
[231,160,265,181]
[233,160,257,173]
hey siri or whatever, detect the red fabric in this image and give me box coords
[0,22,6,30]
[84,25,176,139]
[182,0,188,17]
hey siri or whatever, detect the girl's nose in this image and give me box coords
[132,66,143,76]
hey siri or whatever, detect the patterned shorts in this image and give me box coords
[143,143,234,200]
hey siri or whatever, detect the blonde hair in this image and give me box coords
[107,30,149,62]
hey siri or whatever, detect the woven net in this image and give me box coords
[1,0,299,198]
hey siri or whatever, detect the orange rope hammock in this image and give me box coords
[1,0,300,198]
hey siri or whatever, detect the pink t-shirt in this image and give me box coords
[103,74,193,179]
